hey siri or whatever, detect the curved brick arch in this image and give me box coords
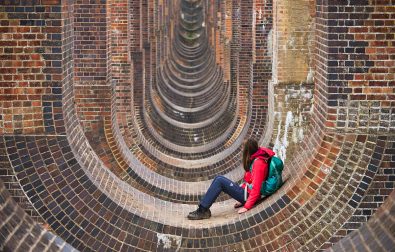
[0,0,394,252]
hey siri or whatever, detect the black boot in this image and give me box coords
[187,205,211,220]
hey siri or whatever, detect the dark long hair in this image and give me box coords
[242,138,259,172]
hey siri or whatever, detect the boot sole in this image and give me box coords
[187,214,211,220]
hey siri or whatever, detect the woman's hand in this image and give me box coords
[237,207,248,214]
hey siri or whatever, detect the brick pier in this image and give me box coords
[0,0,394,251]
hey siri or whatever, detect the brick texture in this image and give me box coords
[0,0,394,251]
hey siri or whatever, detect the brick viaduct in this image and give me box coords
[0,0,394,251]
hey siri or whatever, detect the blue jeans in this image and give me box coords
[200,175,245,209]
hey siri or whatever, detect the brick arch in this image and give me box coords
[0,0,394,251]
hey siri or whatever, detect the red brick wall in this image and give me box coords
[315,0,394,132]
[272,0,315,84]
[0,1,394,251]
[0,1,64,135]
[73,0,107,81]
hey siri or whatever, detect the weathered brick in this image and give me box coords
[0,0,394,252]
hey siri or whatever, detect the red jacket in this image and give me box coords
[242,147,275,209]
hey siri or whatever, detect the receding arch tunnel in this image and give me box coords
[0,0,394,251]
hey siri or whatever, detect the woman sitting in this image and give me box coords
[188,138,275,220]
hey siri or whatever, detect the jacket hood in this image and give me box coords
[250,147,275,161]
